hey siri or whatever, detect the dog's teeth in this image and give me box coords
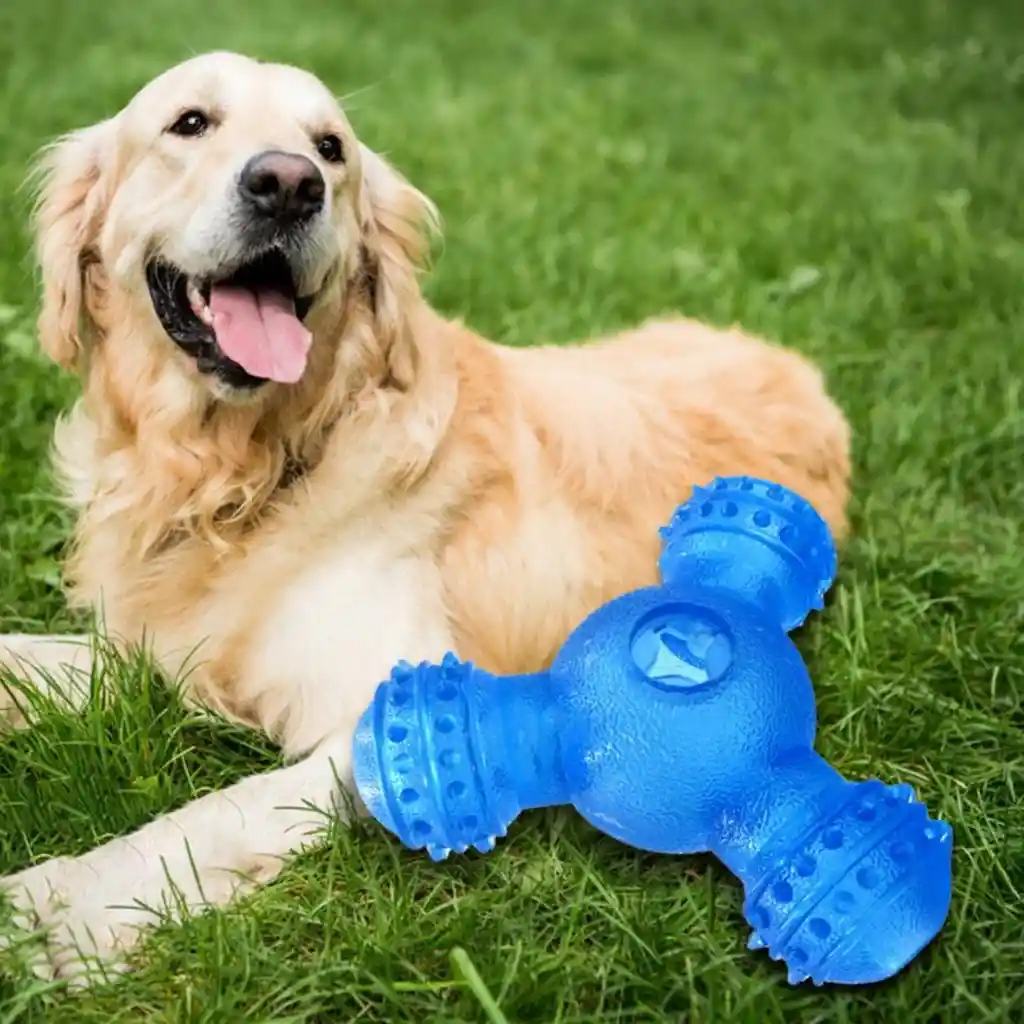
[187,280,214,326]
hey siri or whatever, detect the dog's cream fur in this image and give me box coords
[0,52,851,982]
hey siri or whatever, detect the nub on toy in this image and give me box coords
[353,477,953,986]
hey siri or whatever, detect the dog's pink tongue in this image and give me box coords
[209,285,312,383]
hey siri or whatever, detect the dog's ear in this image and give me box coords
[31,120,115,369]
[357,144,439,387]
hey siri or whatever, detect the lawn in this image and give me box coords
[1,0,1023,1019]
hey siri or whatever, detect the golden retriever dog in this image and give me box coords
[0,51,851,983]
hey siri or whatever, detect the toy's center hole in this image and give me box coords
[630,604,734,690]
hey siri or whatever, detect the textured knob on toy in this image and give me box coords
[352,477,953,986]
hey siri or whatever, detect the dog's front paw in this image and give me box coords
[0,746,342,988]
[0,853,154,984]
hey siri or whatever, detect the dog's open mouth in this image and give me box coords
[146,249,316,388]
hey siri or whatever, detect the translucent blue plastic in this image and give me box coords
[352,476,953,986]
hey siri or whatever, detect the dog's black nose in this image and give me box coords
[238,151,325,223]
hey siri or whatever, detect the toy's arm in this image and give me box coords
[354,656,568,860]
[658,477,835,632]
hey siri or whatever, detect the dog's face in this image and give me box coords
[33,51,434,402]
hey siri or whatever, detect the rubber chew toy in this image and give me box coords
[353,477,953,986]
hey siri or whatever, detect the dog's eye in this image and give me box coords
[167,109,210,137]
[315,134,345,164]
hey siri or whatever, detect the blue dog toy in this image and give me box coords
[353,477,953,986]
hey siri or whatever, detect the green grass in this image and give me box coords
[2,0,1024,1019]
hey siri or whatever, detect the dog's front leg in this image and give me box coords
[0,732,352,984]
[0,634,98,729]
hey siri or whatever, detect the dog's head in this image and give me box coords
[32,51,436,403]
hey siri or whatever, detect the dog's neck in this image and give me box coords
[66,289,456,570]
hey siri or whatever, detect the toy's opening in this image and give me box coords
[630,603,734,690]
